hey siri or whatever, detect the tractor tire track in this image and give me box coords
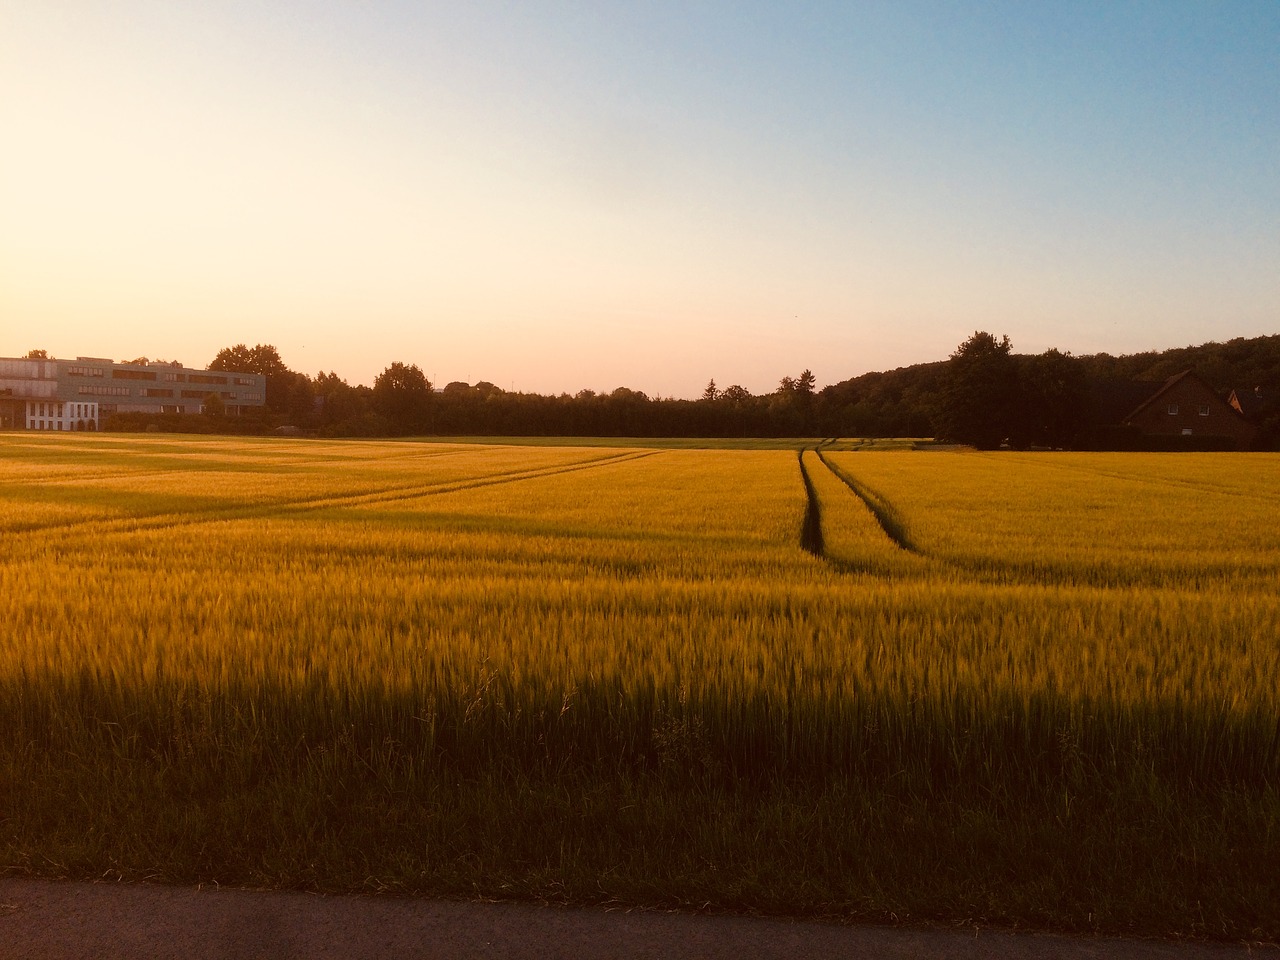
[10,451,658,544]
[796,450,824,557]
[815,449,920,554]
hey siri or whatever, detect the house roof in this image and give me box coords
[1120,369,1244,424]
[1087,378,1162,424]
[1122,370,1196,422]
[1085,368,1255,427]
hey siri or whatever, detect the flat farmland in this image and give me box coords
[1,434,1277,940]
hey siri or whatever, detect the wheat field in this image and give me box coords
[1,433,1277,939]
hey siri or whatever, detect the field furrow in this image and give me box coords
[815,448,919,554]
[3,447,649,540]
[795,451,823,556]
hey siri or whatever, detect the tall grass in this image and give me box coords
[1,435,1278,939]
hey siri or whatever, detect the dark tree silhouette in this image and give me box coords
[938,332,1020,448]
[373,362,432,434]
[1013,349,1087,448]
[209,344,290,377]
[209,343,306,414]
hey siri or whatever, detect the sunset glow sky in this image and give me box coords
[2,2,1276,396]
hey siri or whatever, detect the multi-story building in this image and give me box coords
[0,356,267,431]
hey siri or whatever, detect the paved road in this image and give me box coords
[0,879,1274,960]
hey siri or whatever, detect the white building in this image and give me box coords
[0,356,267,431]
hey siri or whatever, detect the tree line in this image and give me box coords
[89,334,1280,447]
[198,344,838,439]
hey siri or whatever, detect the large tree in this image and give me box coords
[209,343,290,378]
[209,343,298,414]
[937,331,1021,449]
[373,362,432,434]
[1013,348,1087,449]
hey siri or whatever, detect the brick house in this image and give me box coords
[1120,370,1255,449]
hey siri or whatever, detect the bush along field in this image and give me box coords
[1,433,1278,941]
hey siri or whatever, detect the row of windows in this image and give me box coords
[1167,404,1211,416]
[180,389,237,399]
[92,370,254,385]
[30,401,96,417]
[27,401,96,420]
[73,385,258,402]
[64,366,257,387]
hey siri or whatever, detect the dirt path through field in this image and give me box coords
[0,879,1272,960]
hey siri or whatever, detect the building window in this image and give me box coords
[1167,404,1179,415]
[1182,428,1193,436]
[1199,404,1210,416]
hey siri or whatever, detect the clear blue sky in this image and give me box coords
[2,1,1276,395]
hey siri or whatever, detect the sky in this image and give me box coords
[1,2,1276,397]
